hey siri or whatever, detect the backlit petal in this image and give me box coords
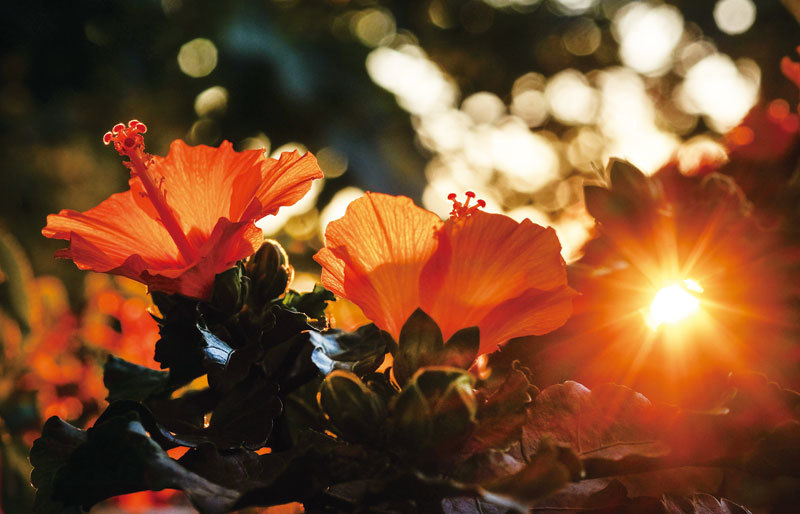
[420,210,571,348]
[314,192,442,338]
[477,285,576,355]
[43,191,181,272]
[255,150,324,217]
[144,140,265,249]
[144,220,262,298]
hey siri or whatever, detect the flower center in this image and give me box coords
[103,121,198,264]
[447,191,486,219]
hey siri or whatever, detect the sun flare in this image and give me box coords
[647,279,703,329]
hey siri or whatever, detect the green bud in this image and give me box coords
[318,370,386,443]
[245,239,293,310]
[392,366,477,460]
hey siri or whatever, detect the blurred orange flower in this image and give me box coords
[314,192,575,355]
[781,45,800,96]
[43,121,323,299]
[81,274,160,369]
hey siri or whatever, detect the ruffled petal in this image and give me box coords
[254,150,324,217]
[43,191,181,272]
[420,210,571,347]
[314,192,442,339]
[143,140,265,249]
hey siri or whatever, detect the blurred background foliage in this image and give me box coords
[1,0,800,511]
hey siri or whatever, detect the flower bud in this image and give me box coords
[392,366,477,462]
[318,370,386,443]
[245,240,293,310]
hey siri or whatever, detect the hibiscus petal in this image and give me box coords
[314,192,442,339]
[144,219,263,298]
[477,285,576,355]
[420,210,571,347]
[43,191,181,272]
[254,150,324,217]
[143,140,265,249]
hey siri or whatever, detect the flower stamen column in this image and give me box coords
[104,121,198,265]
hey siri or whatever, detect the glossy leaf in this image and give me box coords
[309,323,389,376]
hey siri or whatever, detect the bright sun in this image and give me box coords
[647,279,703,329]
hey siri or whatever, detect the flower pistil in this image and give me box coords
[103,121,198,265]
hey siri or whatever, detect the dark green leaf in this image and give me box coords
[440,327,480,370]
[152,296,206,383]
[205,377,283,450]
[282,283,335,322]
[30,414,239,514]
[209,263,248,316]
[393,308,445,385]
[178,445,302,495]
[198,327,234,370]
[29,417,87,514]
[103,355,174,403]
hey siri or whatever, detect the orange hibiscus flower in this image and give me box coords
[314,192,576,355]
[43,121,322,299]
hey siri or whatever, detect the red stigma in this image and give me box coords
[448,191,486,219]
[103,120,149,159]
